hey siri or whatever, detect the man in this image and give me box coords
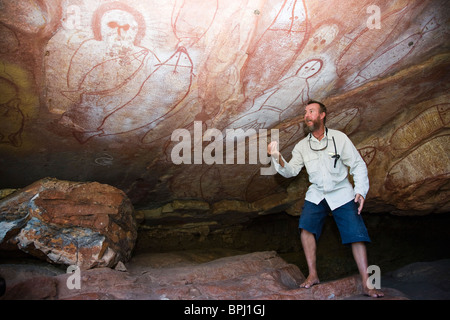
[267,100,384,298]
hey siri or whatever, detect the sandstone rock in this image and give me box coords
[2,276,58,300]
[382,259,450,299]
[114,261,127,272]
[0,0,447,224]
[0,189,17,200]
[0,250,411,300]
[0,178,137,269]
[0,263,64,288]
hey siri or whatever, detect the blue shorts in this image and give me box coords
[299,199,371,244]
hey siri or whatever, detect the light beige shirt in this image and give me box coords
[272,128,369,210]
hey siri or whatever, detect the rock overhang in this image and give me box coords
[0,0,448,219]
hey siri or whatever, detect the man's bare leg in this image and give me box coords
[299,229,320,288]
[351,241,384,297]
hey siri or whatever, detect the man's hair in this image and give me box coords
[306,100,327,125]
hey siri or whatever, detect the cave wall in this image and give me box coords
[0,0,449,218]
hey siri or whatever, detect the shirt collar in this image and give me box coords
[309,127,329,142]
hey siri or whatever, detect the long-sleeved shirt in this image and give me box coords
[272,128,369,210]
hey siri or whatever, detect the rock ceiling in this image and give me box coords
[0,0,449,217]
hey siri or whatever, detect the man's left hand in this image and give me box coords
[354,194,365,215]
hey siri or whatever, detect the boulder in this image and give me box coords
[0,178,137,269]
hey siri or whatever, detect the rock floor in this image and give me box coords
[1,249,449,300]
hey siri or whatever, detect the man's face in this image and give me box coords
[304,103,324,132]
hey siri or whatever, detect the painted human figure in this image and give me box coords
[226,59,322,136]
[60,3,157,133]
[241,0,310,99]
[345,18,439,90]
[59,2,193,143]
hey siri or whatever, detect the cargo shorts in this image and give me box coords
[299,199,371,244]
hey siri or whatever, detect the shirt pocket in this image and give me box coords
[303,153,319,174]
[327,153,343,174]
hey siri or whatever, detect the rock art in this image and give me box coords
[0,0,448,219]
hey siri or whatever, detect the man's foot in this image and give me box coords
[299,275,320,289]
[363,287,384,298]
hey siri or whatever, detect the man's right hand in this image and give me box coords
[267,141,279,157]
[268,141,284,167]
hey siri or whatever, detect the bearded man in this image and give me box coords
[268,100,384,298]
